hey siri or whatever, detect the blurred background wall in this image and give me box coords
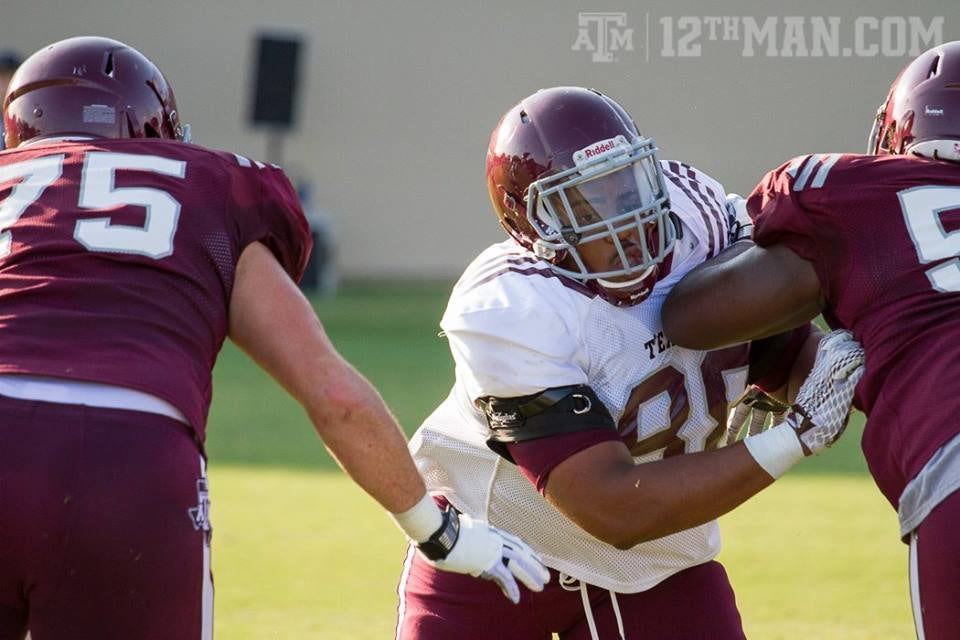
[2,0,956,279]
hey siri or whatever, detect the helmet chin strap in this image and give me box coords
[595,264,656,289]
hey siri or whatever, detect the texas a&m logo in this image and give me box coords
[572,12,634,63]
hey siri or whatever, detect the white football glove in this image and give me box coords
[726,193,753,243]
[419,508,550,604]
[784,329,865,455]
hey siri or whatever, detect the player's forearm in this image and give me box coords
[620,444,776,545]
[304,363,428,515]
[240,314,430,514]
[545,441,776,549]
[662,242,761,348]
[663,244,823,349]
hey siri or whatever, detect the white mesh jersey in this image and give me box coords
[411,162,751,592]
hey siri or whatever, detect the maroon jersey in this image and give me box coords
[749,153,960,507]
[0,139,311,440]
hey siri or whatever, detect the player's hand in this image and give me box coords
[726,193,753,243]
[783,330,865,455]
[726,386,788,444]
[420,507,550,603]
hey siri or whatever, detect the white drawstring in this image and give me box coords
[579,581,600,640]
[559,573,626,640]
[610,591,625,640]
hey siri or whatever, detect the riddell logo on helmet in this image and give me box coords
[574,136,629,167]
[583,140,617,158]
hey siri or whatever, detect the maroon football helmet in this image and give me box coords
[868,40,960,161]
[2,36,189,149]
[486,86,674,307]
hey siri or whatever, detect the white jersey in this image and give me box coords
[411,162,750,592]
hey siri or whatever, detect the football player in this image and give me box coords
[661,41,960,640]
[394,86,865,640]
[0,37,549,640]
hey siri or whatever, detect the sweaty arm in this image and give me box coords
[229,242,551,602]
[540,437,776,549]
[661,242,824,350]
[229,241,427,514]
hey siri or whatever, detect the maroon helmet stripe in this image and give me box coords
[664,162,715,256]
[463,264,596,298]
[679,162,728,255]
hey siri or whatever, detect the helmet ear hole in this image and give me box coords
[502,192,518,213]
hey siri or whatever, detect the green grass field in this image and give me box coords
[204,283,913,639]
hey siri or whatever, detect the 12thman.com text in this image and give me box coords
[661,16,944,58]
[572,13,945,62]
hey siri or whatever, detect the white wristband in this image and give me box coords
[389,492,444,543]
[743,422,806,479]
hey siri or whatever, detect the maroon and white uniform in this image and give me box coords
[0,138,310,640]
[398,163,793,640]
[750,152,960,638]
